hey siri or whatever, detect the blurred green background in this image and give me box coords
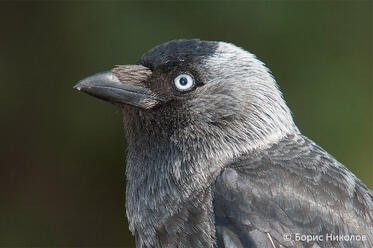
[0,1,371,247]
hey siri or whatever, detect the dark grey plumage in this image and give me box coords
[214,134,373,248]
[75,39,373,248]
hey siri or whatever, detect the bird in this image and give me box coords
[74,39,373,248]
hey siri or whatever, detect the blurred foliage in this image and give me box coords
[0,1,371,247]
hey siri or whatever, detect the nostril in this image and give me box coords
[112,65,152,86]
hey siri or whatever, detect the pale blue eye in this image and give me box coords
[174,73,195,91]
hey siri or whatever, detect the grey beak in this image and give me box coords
[74,70,161,109]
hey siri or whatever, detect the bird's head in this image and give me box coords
[75,39,298,153]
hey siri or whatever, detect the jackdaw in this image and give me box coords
[74,39,373,248]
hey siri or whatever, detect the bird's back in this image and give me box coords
[214,134,373,248]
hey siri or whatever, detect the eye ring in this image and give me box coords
[174,73,195,92]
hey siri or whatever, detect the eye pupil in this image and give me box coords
[179,77,188,86]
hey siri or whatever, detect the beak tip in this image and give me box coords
[73,71,118,92]
[73,84,79,89]
[73,80,86,91]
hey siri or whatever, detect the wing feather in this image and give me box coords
[213,134,373,248]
